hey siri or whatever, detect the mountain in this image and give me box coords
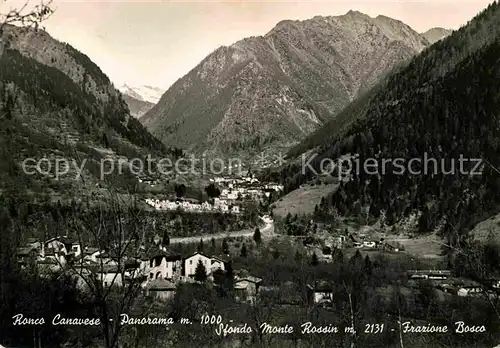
[141,11,431,157]
[121,94,155,118]
[118,84,163,118]
[421,27,453,44]
[119,84,164,104]
[277,2,500,240]
[0,25,166,198]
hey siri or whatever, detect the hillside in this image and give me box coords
[121,94,155,118]
[0,25,166,199]
[287,3,500,159]
[278,2,500,244]
[421,27,453,44]
[141,11,431,157]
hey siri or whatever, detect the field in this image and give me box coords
[271,183,339,217]
[386,234,445,259]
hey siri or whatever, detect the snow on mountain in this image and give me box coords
[118,84,164,104]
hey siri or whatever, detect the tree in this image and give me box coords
[2,92,14,120]
[253,228,262,245]
[364,255,373,276]
[0,0,55,56]
[174,184,186,198]
[161,230,170,247]
[240,244,247,258]
[205,184,221,198]
[194,259,207,282]
[66,195,147,348]
[102,132,110,148]
[222,238,229,254]
[272,248,280,260]
[198,238,204,252]
[220,260,234,298]
[311,252,319,266]
[349,250,364,272]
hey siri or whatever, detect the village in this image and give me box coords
[289,227,500,302]
[15,226,500,310]
[144,174,284,214]
[16,234,266,305]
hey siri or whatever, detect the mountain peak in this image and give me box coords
[118,84,163,104]
[142,12,431,157]
[346,10,369,17]
[421,27,453,44]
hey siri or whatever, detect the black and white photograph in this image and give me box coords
[0,0,499,347]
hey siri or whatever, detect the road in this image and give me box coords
[169,218,274,244]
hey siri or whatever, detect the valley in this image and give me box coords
[1,1,500,348]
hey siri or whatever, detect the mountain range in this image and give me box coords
[141,11,450,157]
[421,27,453,44]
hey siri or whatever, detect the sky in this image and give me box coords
[4,0,493,89]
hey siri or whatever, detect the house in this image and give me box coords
[184,252,212,277]
[486,278,500,290]
[137,253,151,275]
[214,198,228,207]
[437,283,457,294]
[145,279,177,300]
[43,247,67,267]
[436,278,483,297]
[407,270,451,280]
[363,241,376,248]
[123,259,144,281]
[95,265,123,288]
[226,192,238,200]
[95,251,118,266]
[148,251,182,281]
[26,238,42,249]
[210,256,227,273]
[231,206,240,214]
[82,247,100,263]
[234,276,262,304]
[17,246,39,267]
[326,236,345,249]
[307,281,334,304]
[37,258,62,274]
[264,183,284,191]
[44,237,68,256]
[457,280,483,297]
[383,241,401,252]
[201,201,212,211]
[70,242,82,258]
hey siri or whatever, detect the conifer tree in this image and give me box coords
[194,259,207,282]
